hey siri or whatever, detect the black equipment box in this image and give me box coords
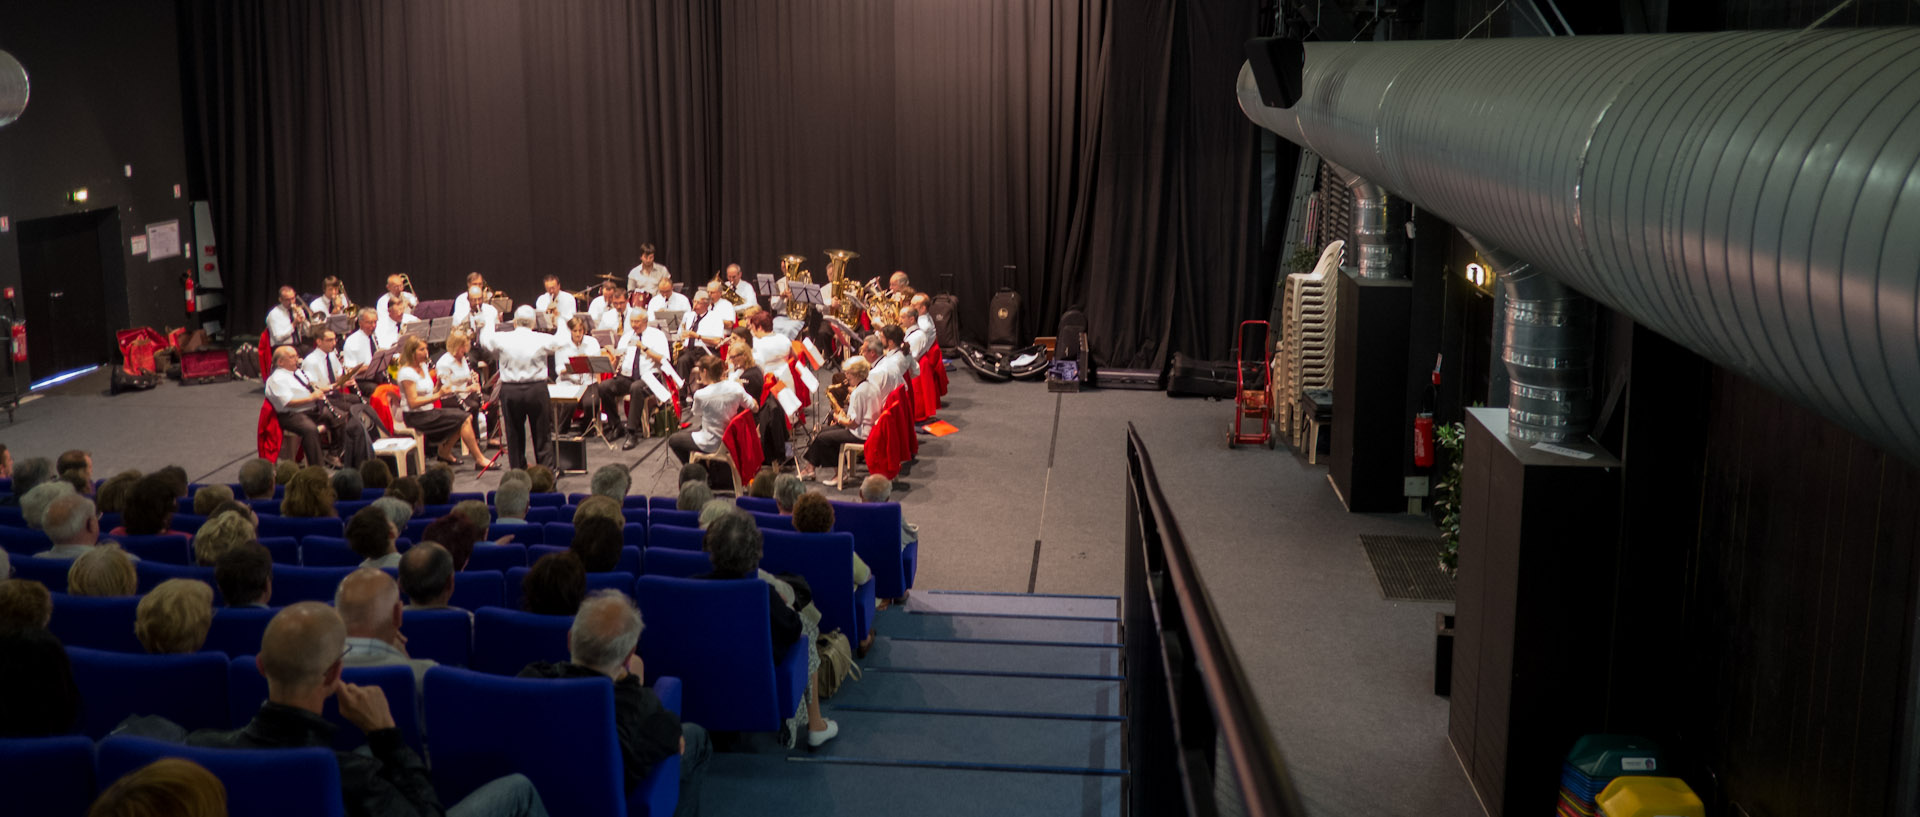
[1165,354,1236,399]
[553,435,589,475]
[1095,367,1164,391]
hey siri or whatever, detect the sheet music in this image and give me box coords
[791,282,826,306]
[757,274,776,293]
[548,383,587,401]
[327,314,354,335]
[426,318,453,344]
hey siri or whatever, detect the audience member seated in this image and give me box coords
[87,757,228,817]
[347,507,402,569]
[59,468,93,496]
[96,470,143,513]
[569,516,623,573]
[747,467,777,499]
[676,463,708,491]
[399,543,459,612]
[359,458,393,493]
[386,477,424,514]
[372,497,413,533]
[118,475,188,537]
[209,500,260,531]
[419,465,455,507]
[154,467,191,503]
[697,499,733,529]
[420,515,480,571]
[238,457,277,500]
[281,466,338,518]
[0,442,12,480]
[525,465,556,495]
[573,495,624,528]
[698,512,837,748]
[273,460,299,487]
[793,492,870,588]
[522,552,585,616]
[69,544,138,597]
[332,468,365,503]
[56,449,93,485]
[518,590,709,813]
[676,480,713,512]
[772,474,804,514]
[191,484,234,516]
[0,625,81,737]
[136,579,215,654]
[0,578,52,629]
[215,543,274,608]
[180,603,548,816]
[494,479,532,526]
[591,464,631,502]
[37,494,125,561]
[337,568,437,689]
[193,511,256,566]
[453,500,494,542]
[21,480,77,530]
[3,456,55,507]
[861,474,918,553]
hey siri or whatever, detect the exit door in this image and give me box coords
[16,209,118,385]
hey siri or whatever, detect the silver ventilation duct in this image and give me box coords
[1238,29,1920,464]
[0,51,27,128]
[1327,163,1401,280]
[1465,233,1593,442]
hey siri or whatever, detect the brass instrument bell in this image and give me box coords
[824,249,863,325]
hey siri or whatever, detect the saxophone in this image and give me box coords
[780,254,812,321]
[824,249,863,325]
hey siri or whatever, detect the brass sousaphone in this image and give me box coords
[780,253,812,321]
[824,249,862,325]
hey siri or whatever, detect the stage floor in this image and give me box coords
[3,362,1481,816]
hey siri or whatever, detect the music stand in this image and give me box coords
[425,318,453,344]
[757,274,776,294]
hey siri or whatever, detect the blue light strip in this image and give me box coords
[31,365,99,390]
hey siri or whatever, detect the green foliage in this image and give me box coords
[1287,244,1321,274]
[1432,422,1467,577]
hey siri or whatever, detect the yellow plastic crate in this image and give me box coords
[1597,776,1705,817]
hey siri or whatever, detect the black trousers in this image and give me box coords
[280,409,371,467]
[667,430,702,464]
[806,427,862,468]
[500,381,552,470]
[674,344,715,389]
[328,393,390,438]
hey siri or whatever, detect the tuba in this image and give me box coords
[780,253,812,321]
[863,276,901,328]
[824,249,863,325]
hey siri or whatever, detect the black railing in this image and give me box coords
[1125,423,1303,817]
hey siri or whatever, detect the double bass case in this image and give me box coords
[1165,353,1237,399]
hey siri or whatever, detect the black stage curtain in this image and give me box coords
[183,0,1267,365]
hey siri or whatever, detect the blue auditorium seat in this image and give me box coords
[448,491,485,504]
[425,667,682,817]
[12,554,71,592]
[470,607,572,675]
[0,524,51,551]
[226,659,422,755]
[833,500,918,600]
[401,607,472,667]
[0,736,95,817]
[259,516,343,540]
[134,561,219,600]
[488,521,543,546]
[641,547,711,579]
[174,496,197,515]
[493,490,565,507]
[446,570,505,610]
[98,512,121,532]
[170,513,210,535]
[297,536,361,567]
[542,522,575,548]
[623,522,647,549]
[527,544,641,574]
[257,536,301,564]
[651,509,698,529]
[403,517,432,542]
[334,499,374,517]
[635,576,808,732]
[69,647,229,738]
[203,606,277,658]
[0,505,25,527]
[269,565,353,604]
[465,543,528,572]
[748,511,794,531]
[503,568,634,611]
[96,735,345,817]
[761,528,873,646]
[48,593,142,653]
[115,534,194,565]
[571,493,648,511]
[646,524,704,553]
[735,496,780,513]
[246,498,281,516]
[419,503,454,518]
[525,505,571,524]
[647,496,678,511]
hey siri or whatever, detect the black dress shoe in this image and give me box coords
[604,426,624,441]
[621,437,640,451]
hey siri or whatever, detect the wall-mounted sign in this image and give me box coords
[145,220,181,260]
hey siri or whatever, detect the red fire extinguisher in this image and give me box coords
[183,273,196,315]
[10,320,26,364]
[1413,354,1439,468]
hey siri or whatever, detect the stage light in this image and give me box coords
[68,188,88,203]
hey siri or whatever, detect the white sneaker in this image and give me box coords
[806,718,840,748]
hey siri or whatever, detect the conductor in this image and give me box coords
[479,306,568,470]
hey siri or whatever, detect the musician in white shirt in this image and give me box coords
[800,356,878,486]
[715,263,757,309]
[862,335,903,398]
[534,275,577,329]
[666,354,757,465]
[266,345,372,468]
[598,310,675,449]
[451,285,500,332]
[374,275,417,317]
[302,328,386,436]
[647,277,692,329]
[671,290,734,387]
[627,243,670,295]
[310,276,353,318]
[911,293,937,336]
[435,328,497,446]
[265,287,310,348]
[395,335,483,469]
[551,315,602,432]
[597,288,640,335]
[704,281,737,326]
[901,304,932,358]
[341,308,382,398]
[878,324,919,381]
[375,298,422,350]
[479,306,571,470]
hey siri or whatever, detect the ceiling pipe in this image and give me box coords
[1237,29,1920,464]
[1465,233,1594,442]
[1326,163,1404,281]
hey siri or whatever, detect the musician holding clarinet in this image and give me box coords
[266,345,373,468]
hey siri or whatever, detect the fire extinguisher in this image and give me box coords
[10,320,26,364]
[1413,354,1440,468]
[182,273,196,315]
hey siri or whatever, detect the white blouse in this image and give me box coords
[434,352,475,392]
[395,365,435,414]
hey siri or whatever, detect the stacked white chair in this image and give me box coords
[1281,240,1341,454]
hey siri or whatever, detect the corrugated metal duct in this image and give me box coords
[1238,29,1920,463]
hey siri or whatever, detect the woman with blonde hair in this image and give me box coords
[134,579,214,654]
[278,466,336,518]
[68,545,137,597]
[800,355,878,487]
[395,335,483,468]
[192,510,256,566]
[88,757,227,817]
[436,328,500,448]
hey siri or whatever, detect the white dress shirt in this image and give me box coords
[709,297,736,327]
[727,281,758,309]
[451,301,500,335]
[752,334,791,370]
[375,314,422,350]
[596,306,635,334]
[869,353,905,399]
[342,330,378,369]
[686,309,729,354]
[628,262,671,294]
[647,292,693,330]
[587,295,609,326]
[535,291,578,324]
[302,348,347,389]
[265,367,318,413]
[481,325,569,383]
[618,326,674,401]
[887,346,920,380]
[264,304,302,346]
[845,380,881,439]
[375,292,418,317]
[552,335,602,386]
[918,313,936,336]
[689,379,755,451]
[309,296,341,317]
[906,326,932,359]
[434,352,477,392]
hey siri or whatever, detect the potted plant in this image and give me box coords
[1432,421,1466,576]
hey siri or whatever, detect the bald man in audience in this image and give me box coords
[336,568,437,691]
[399,542,461,612]
[34,494,127,561]
[180,603,549,816]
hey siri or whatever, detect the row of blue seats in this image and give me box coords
[34,524,876,655]
[3,666,685,817]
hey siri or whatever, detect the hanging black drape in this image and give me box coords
[183,0,1266,365]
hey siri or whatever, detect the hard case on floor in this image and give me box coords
[179,349,233,385]
[1165,353,1236,399]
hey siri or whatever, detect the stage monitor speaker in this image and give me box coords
[553,435,588,474]
[1245,37,1304,109]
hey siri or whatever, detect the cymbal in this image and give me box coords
[595,271,621,282]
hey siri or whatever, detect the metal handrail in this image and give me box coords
[1125,422,1303,817]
